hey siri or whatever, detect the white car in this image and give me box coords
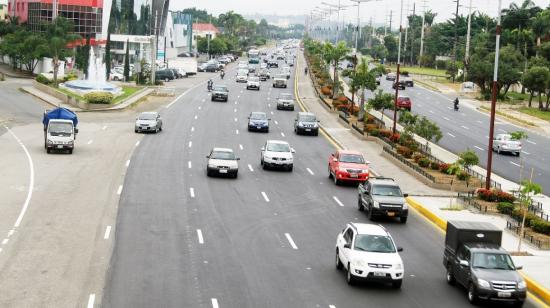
[135,112,162,133]
[492,133,522,156]
[260,140,295,171]
[246,76,260,90]
[335,223,404,288]
[206,148,239,178]
[236,73,248,83]
[110,71,124,81]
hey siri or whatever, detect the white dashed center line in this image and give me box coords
[443,117,450,121]
[236,129,239,135]
[306,168,314,175]
[248,164,254,172]
[510,161,521,167]
[281,132,285,137]
[239,144,243,150]
[521,151,530,155]
[526,140,536,145]
[194,115,198,120]
[197,229,204,244]
[104,226,112,240]
[270,111,274,115]
[447,133,456,138]
[429,110,434,114]
[274,120,278,125]
[234,108,237,113]
[188,141,192,148]
[190,187,195,198]
[477,120,483,124]
[125,160,130,167]
[235,101,238,104]
[234,118,238,122]
[87,140,93,145]
[329,305,336,308]
[211,298,219,308]
[188,161,192,169]
[191,126,195,132]
[198,106,202,110]
[135,141,140,147]
[2,238,9,245]
[261,192,270,202]
[117,185,123,195]
[461,125,469,130]
[87,294,96,308]
[102,125,107,130]
[333,196,344,207]
[474,146,484,151]
[285,233,298,249]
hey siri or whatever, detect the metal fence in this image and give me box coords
[383,146,436,182]
[510,191,549,222]
[506,220,550,250]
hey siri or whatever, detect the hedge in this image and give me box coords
[530,219,550,235]
[36,74,51,85]
[84,92,114,104]
[497,202,515,215]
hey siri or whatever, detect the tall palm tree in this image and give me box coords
[45,17,80,87]
[324,41,350,98]
[350,57,377,118]
[532,10,550,49]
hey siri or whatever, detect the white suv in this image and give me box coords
[335,223,404,288]
[260,140,295,171]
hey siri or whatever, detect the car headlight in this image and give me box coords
[478,278,490,288]
[338,166,347,172]
[354,259,366,267]
[518,281,526,289]
[373,201,380,208]
[394,263,403,270]
[361,169,369,174]
[47,139,53,144]
[313,122,318,127]
[208,164,217,168]
[402,202,409,210]
[298,122,304,127]
[68,140,74,145]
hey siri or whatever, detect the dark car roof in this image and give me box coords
[464,243,507,253]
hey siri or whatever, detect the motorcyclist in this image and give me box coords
[207,79,213,91]
[304,66,308,75]
[220,69,225,79]
[453,97,459,110]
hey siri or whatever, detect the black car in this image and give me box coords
[294,112,319,136]
[155,69,175,81]
[247,112,270,132]
[268,61,279,68]
[392,81,406,90]
[205,63,218,72]
[211,85,229,102]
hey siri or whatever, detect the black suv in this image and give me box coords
[294,112,319,136]
[155,69,175,81]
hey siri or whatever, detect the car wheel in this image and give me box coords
[367,204,374,221]
[206,169,212,177]
[516,152,520,157]
[135,129,138,133]
[288,164,293,172]
[67,149,73,154]
[233,171,238,179]
[334,174,340,185]
[446,266,456,285]
[46,148,51,154]
[358,198,364,211]
[513,300,525,307]
[392,280,402,289]
[328,166,333,179]
[400,216,408,224]
[468,283,478,304]
[291,107,294,111]
[335,250,343,270]
[346,263,356,285]
[314,131,319,136]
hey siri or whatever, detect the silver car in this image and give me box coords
[277,93,295,111]
[135,112,162,133]
[492,133,522,156]
[206,148,240,178]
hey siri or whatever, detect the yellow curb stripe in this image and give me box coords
[406,196,550,307]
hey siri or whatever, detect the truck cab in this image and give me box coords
[443,221,526,306]
[43,107,78,154]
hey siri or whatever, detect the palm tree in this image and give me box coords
[350,57,377,118]
[532,10,550,50]
[44,17,80,87]
[324,41,350,98]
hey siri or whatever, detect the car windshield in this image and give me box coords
[210,151,235,160]
[354,234,396,253]
[250,113,267,120]
[139,113,156,120]
[248,77,259,82]
[275,74,286,79]
[213,86,227,92]
[48,122,73,136]
[472,253,515,270]
[238,69,248,75]
[339,154,365,164]
[501,135,512,141]
[266,143,290,152]
[372,185,402,197]
[299,115,316,122]
[279,94,293,100]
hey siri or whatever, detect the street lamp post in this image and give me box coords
[392,0,404,134]
[485,0,503,189]
[349,0,381,55]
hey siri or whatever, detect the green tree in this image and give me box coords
[458,149,479,170]
[532,10,550,49]
[209,37,227,55]
[368,89,394,122]
[516,178,543,253]
[383,35,398,62]
[414,116,443,149]
[323,41,350,98]
[523,66,550,108]
[123,39,130,82]
[44,17,80,87]
[352,58,377,118]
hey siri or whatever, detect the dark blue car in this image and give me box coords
[247,112,270,132]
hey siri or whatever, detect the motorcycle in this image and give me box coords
[453,100,459,111]
[207,82,213,91]
[220,71,225,79]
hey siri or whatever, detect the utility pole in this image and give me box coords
[368,17,373,48]
[419,0,427,62]
[403,1,409,57]
[464,0,473,81]
[392,0,404,134]
[388,10,393,33]
[410,2,415,65]
[151,11,158,84]
[485,0,503,189]
[384,9,388,36]
[452,0,460,82]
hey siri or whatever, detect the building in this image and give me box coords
[0,0,8,21]
[192,23,219,50]
[169,11,192,54]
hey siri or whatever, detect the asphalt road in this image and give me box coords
[103,53,540,308]
[0,78,49,132]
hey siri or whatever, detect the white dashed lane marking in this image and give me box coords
[87,294,95,308]
[306,168,314,175]
[474,146,484,151]
[117,185,123,195]
[285,233,298,250]
[188,161,192,169]
[189,141,192,148]
[211,298,219,308]
[197,229,204,244]
[239,144,243,150]
[248,164,254,172]
[87,140,93,145]
[510,161,521,167]
[447,133,456,138]
[104,226,112,240]
[526,140,536,145]
[261,192,270,202]
[190,187,195,198]
[333,196,344,207]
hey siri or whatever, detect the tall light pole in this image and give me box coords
[452,0,460,82]
[392,0,404,134]
[463,0,473,81]
[486,0,503,189]
[349,0,380,54]
[419,0,427,61]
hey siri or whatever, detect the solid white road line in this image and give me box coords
[135,141,140,147]
[447,133,456,138]
[239,144,243,150]
[125,160,130,167]
[166,86,195,108]
[510,161,521,167]
[211,298,219,308]
[248,164,254,172]
[461,125,469,130]
[117,185,123,195]
[7,230,14,237]
[306,168,314,175]
[474,146,484,151]
[104,226,112,240]
[261,192,270,202]
[281,132,285,137]
[188,161,192,169]
[87,294,95,308]
[521,151,530,155]
[197,229,204,244]
[87,139,93,145]
[189,141,192,148]
[236,129,239,135]
[190,188,195,198]
[5,126,35,228]
[285,233,298,250]
[443,117,450,121]
[526,140,536,145]
[333,196,344,207]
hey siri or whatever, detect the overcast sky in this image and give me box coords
[170,0,549,26]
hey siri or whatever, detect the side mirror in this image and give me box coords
[74,128,79,134]
[291,148,296,153]
[459,260,469,267]
[343,243,351,249]
[403,193,409,198]
[331,153,335,157]
[261,147,265,151]
[397,247,403,252]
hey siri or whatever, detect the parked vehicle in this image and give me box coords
[492,133,522,156]
[109,71,124,81]
[168,57,197,75]
[206,148,239,178]
[386,72,396,81]
[43,107,78,154]
[205,63,219,72]
[135,112,163,133]
[155,69,175,81]
[328,150,369,185]
[358,177,409,223]
[396,96,412,111]
[443,221,526,306]
[260,140,295,171]
[211,85,229,102]
[294,112,319,136]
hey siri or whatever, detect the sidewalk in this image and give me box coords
[296,52,550,304]
[0,63,34,79]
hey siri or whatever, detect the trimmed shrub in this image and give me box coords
[321,86,331,96]
[439,163,450,173]
[36,74,51,85]
[446,163,461,175]
[530,219,550,235]
[379,129,392,138]
[365,124,378,132]
[430,161,440,170]
[389,133,401,143]
[497,202,515,215]
[63,71,79,82]
[84,92,114,104]
[337,95,348,103]
[511,207,538,227]
[418,157,430,168]
[370,129,380,137]
[401,71,409,76]
[413,153,424,163]
[332,100,342,108]
[365,114,375,124]
[456,171,470,181]
[396,145,411,156]
[477,188,497,202]
[496,191,516,203]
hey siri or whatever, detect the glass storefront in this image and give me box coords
[27,2,102,36]
[108,0,169,36]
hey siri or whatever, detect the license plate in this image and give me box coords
[498,292,511,298]
[57,145,63,149]
[219,169,228,174]
[305,129,311,132]
[257,126,261,129]
[387,212,395,217]
[350,174,358,178]
[374,272,386,277]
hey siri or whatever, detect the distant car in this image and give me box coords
[268,60,279,68]
[260,62,268,69]
[211,85,229,102]
[198,63,208,72]
[294,112,319,136]
[276,54,285,60]
[492,133,522,156]
[246,76,260,90]
[248,112,270,132]
[402,76,414,87]
[109,71,123,81]
[135,112,162,133]
[259,69,270,81]
[392,81,406,90]
[396,96,411,111]
[276,93,295,111]
[328,150,370,185]
[206,148,239,178]
[386,73,396,81]
[281,66,291,79]
[169,68,181,79]
[260,140,295,171]
[335,222,404,287]
[205,63,218,72]
[273,74,287,88]
[155,69,175,82]
[248,65,257,74]
[236,70,248,83]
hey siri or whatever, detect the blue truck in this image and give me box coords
[43,107,78,154]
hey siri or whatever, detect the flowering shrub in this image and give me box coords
[413,153,424,163]
[365,114,375,124]
[496,191,515,203]
[389,133,401,143]
[418,157,431,168]
[337,95,348,103]
[321,86,331,96]
[477,189,516,203]
[379,129,392,138]
[457,171,470,181]
[439,163,450,173]
[397,146,413,158]
[430,162,440,170]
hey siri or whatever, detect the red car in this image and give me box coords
[396,96,411,111]
[328,150,370,185]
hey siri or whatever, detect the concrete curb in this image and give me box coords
[405,196,550,307]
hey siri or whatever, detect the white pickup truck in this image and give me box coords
[272,74,287,88]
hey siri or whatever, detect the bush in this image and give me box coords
[496,191,516,203]
[337,95,348,103]
[365,114,375,124]
[413,153,424,163]
[321,86,331,96]
[511,207,538,227]
[430,161,440,170]
[477,188,497,202]
[36,74,51,85]
[530,219,550,235]
[397,145,412,157]
[446,163,461,175]
[84,92,114,104]
[365,124,378,132]
[456,171,470,181]
[497,202,515,215]
[370,129,380,137]
[389,133,401,143]
[401,71,409,76]
[63,71,79,82]
[379,129,392,138]
[332,99,342,108]
[439,163,450,173]
[418,157,430,168]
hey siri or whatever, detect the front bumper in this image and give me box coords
[500,146,521,153]
[248,124,269,132]
[247,84,260,89]
[47,143,74,150]
[476,287,526,303]
[335,171,369,182]
[263,158,292,168]
[350,263,404,282]
[207,166,238,176]
[297,126,318,134]
[371,206,409,218]
[136,125,157,132]
[277,103,294,110]
[212,94,228,101]
[236,78,247,83]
